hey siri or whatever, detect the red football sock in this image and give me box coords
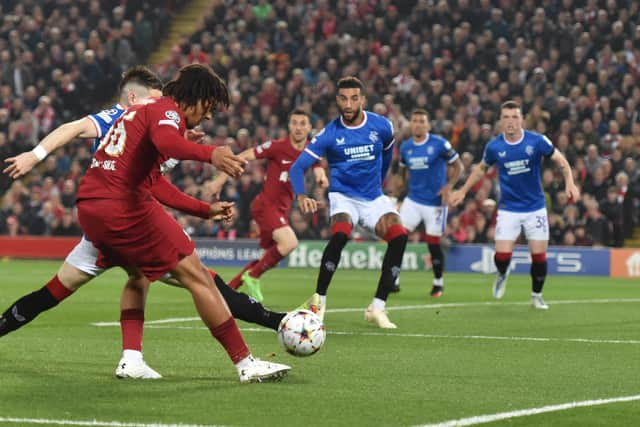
[120,309,144,352]
[248,246,284,279]
[45,275,74,302]
[210,317,250,363]
[228,260,259,289]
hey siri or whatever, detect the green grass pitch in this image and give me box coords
[1,259,639,426]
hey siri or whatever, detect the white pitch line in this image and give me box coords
[90,297,640,327]
[415,394,640,427]
[141,325,640,345]
[0,417,225,427]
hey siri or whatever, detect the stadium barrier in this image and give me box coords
[0,236,81,259]
[3,237,632,278]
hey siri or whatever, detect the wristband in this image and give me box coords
[32,145,48,161]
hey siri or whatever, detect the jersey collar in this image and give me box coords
[502,131,525,145]
[340,111,368,129]
[413,133,429,145]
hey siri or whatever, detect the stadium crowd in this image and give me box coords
[1,0,639,248]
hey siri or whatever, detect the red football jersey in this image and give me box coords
[77,97,213,202]
[253,137,310,211]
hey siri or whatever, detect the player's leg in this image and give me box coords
[172,252,290,382]
[424,205,447,298]
[115,273,162,379]
[0,237,98,337]
[367,211,408,328]
[314,212,352,321]
[394,197,421,293]
[524,208,550,309]
[492,210,520,299]
[212,272,286,331]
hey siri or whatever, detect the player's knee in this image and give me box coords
[57,262,91,291]
[425,234,441,245]
[383,223,408,243]
[531,252,547,264]
[331,221,352,241]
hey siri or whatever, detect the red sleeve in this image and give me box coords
[151,175,210,219]
[253,140,274,160]
[147,104,214,162]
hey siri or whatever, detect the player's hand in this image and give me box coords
[209,177,225,200]
[297,195,318,214]
[566,182,580,202]
[185,129,205,143]
[439,184,453,206]
[209,201,235,222]
[211,146,246,178]
[315,170,329,189]
[3,152,39,179]
[449,190,466,207]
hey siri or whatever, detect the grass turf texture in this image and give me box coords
[1,259,639,426]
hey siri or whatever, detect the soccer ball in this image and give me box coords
[277,309,326,357]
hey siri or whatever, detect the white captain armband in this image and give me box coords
[32,145,48,161]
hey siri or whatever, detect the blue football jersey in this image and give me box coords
[87,104,125,153]
[483,130,554,212]
[303,111,394,200]
[399,133,459,206]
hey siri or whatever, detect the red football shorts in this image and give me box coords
[77,198,194,281]
[251,197,290,249]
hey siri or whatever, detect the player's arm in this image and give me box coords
[291,151,320,213]
[150,122,245,177]
[312,164,329,188]
[151,175,233,221]
[210,147,257,194]
[550,150,580,202]
[3,117,96,179]
[440,156,464,204]
[449,161,487,207]
[381,139,395,180]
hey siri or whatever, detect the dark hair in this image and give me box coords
[163,64,229,112]
[119,66,163,93]
[411,108,429,118]
[500,100,521,111]
[337,76,365,91]
[288,107,311,121]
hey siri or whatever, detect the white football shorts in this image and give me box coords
[399,197,447,236]
[66,235,172,281]
[65,235,105,276]
[495,207,549,241]
[328,192,398,231]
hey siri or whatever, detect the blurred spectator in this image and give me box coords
[0,0,638,248]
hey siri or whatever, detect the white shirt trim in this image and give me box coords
[304,147,321,160]
[412,134,429,145]
[502,131,525,145]
[87,115,102,137]
[340,111,368,129]
[158,119,179,129]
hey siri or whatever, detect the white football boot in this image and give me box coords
[364,305,397,329]
[115,356,162,379]
[238,357,291,383]
[531,293,549,310]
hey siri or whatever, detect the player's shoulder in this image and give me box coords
[91,103,125,122]
[524,130,553,145]
[145,97,184,127]
[428,133,449,145]
[365,111,393,128]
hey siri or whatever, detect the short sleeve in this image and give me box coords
[442,139,459,163]
[382,117,395,150]
[87,106,122,138]
[540,134,555,157]
[305,127,329,160]
[398,140,408,167]
[254,140,274,159]
[482,143,495,166]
